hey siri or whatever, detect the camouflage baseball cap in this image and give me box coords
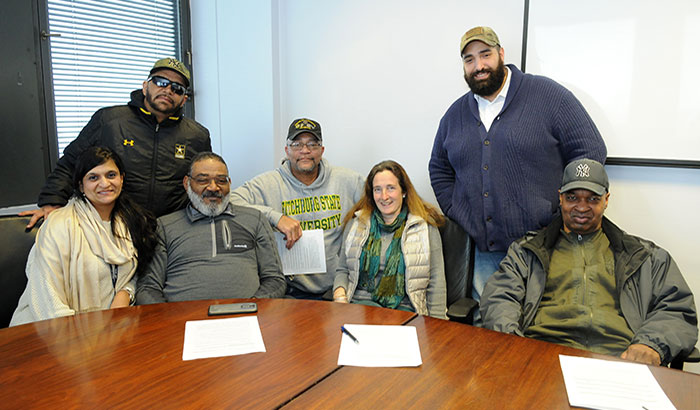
[287,118,322,141]
[150,57,191,87]
[560,159,609,195]
[460,26,500,55]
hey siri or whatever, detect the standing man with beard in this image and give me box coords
[136,152,285,304]
[429,27,607,323]
[21,58,211,227]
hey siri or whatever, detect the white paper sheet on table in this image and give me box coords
[337,324,422,367]
[182,316,266,361]
[559,354,676,410]
[275,229,326,275]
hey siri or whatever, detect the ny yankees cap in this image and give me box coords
[150,58,191,87]
[460,26,500,55]
[560,159,609,195]
[287,118,322,141]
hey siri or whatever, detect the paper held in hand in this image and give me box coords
[275,229,326,275]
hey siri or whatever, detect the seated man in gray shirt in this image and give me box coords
[137,152,286,304]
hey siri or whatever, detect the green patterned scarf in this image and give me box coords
[358,206,408,308]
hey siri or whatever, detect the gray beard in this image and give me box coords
[186,183,230,217]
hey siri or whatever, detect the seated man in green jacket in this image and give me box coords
[481,158,697,366]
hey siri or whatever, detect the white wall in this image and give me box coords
[276,0,523,202]
[191,0,277,185]
[606,166,700,374]
[190,1,700,373]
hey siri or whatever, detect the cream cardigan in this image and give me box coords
[10,198,137,326]
[334,211,447,319]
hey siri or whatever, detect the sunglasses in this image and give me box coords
[148,75,187,96]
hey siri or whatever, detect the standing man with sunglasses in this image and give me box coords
[22,58,211,227]
[232,118,364,300]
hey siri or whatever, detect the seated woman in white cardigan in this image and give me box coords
[333,160,447,319]
[11,147,157,326]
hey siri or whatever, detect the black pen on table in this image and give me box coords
[341,326,360,344]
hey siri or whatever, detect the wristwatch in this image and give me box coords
[125,288,136,306]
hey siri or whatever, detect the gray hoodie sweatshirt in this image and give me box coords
[231,158,365,294]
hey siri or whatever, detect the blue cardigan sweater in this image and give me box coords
[429,65,607,252]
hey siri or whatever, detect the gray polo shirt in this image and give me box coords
[136,203,286,304]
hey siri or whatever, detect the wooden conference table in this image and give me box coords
[0,298,698,409]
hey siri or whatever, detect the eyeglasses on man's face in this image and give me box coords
[148,75,187,96]
[288,141,322,151]
[188,175,230,186]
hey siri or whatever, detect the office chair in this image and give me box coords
[0,215,41,328]
[670,347,700,370]
[439,216,477,323]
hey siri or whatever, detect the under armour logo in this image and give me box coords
[294,119,317,130]
[575,163,590,178]
[123,139,134,146]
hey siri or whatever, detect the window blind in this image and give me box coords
[47,0,180,155]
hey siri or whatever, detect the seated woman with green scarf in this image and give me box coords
[333,160,447,319]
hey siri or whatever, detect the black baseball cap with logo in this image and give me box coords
[287,118,322,142]
[560,159,609,195]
